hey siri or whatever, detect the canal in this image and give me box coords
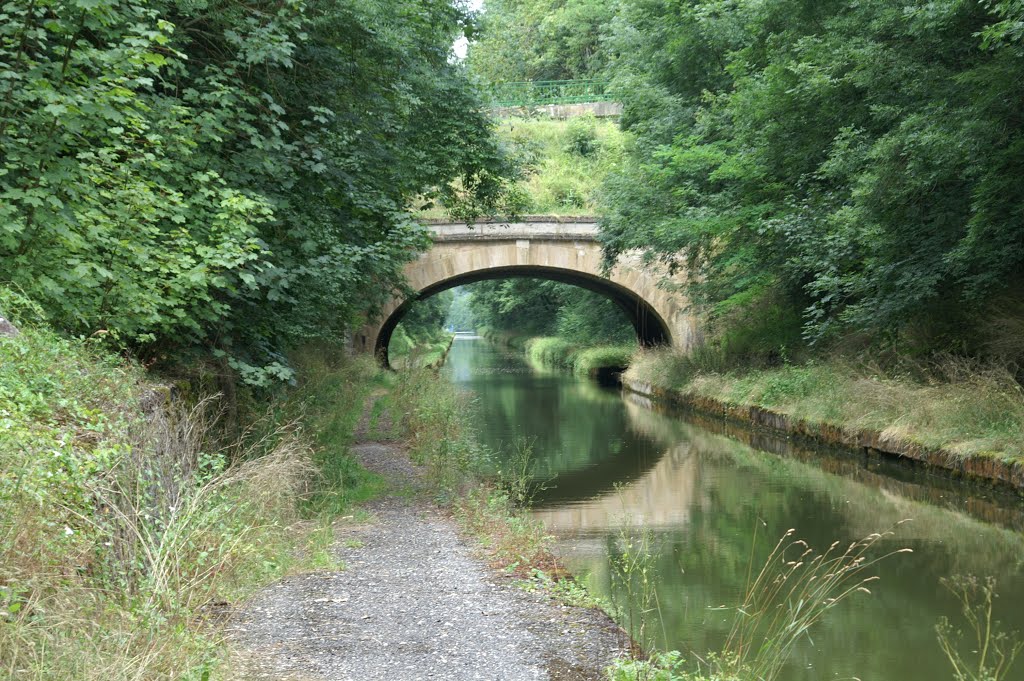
[442,337,1024,681]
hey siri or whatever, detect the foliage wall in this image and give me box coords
[466,0,613,82]
[0,0,514,384]
[600,0,1024,352]
[469,0,1024,357]
[468,278,636,345]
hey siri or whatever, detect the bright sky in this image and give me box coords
[452,0,485,61]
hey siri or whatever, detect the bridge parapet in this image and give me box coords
[484,80,612,108]
[358,219,701,364]
[426,221,599,242]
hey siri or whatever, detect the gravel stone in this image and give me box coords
[230,439,630,680]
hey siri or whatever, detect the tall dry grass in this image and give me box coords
[0,393,315,680]
[606,526,911,681]
[718,526,912,680]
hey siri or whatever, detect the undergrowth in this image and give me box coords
[0,287,381,680]
[0,327,319,679]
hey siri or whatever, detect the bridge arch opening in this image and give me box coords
[377,265,671,367]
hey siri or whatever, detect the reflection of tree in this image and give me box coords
[450,341,663,499]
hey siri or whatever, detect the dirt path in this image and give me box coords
[229,404,630,680]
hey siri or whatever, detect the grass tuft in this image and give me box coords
[719,525,912,680]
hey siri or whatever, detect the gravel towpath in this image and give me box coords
[230,416,630,680]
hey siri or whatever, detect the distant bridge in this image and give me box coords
[485,80,613,107]
[355,218,700,366]
[484,79,622,118]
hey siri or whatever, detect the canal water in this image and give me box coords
[442,337,1024,681]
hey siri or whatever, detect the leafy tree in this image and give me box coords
[399,290,454,340]
[467,278,634,344]
[469,278,564,335]
[601,0,1024,352]
[0,0,516,384]
[444,287,476,331]
[466,0,614,82]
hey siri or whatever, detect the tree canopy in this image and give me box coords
[1,0,516,383]
[468,0,1024,355]
[467,278,636,345]
[600,0,1024,349]
[466,0,613,82]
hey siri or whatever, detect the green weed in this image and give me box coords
[454,487,552,572]
[387,368,560,574]
[609,526,664,654]
[493,436,547,508]
[936,575,1023,681]
[518,569,606,609]
[606,526,911,681]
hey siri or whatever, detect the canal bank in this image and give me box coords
[619,352,1024,495]
[444,337,1024,681]
[484,330,1024,493]
[622,376,1024,493]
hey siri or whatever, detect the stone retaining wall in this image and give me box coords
[622,377,1024,493]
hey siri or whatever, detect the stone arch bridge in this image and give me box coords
[355,219,700,365]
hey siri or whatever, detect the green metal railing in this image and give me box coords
[485,79,613,108]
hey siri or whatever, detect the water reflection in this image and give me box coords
[446,337,663,501]
[443,339,1024,681]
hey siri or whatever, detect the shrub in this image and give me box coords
[564,114,600,157]
[573,345,636,376]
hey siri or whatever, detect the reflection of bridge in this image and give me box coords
[532,399,701,532]
[532,443,700,532]
[356,219,701,366]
